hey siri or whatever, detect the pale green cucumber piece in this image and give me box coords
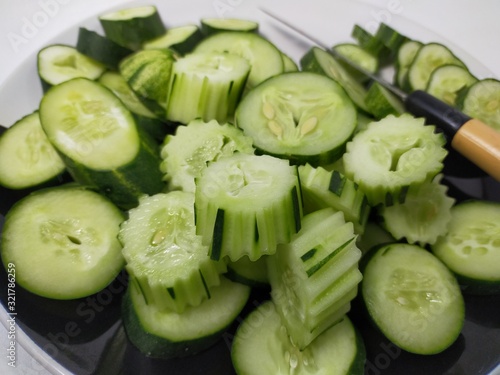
[195,153,302,262]
[165,52,250,124]
[226,255,269,287]
[281,53,298,72]
[123,276,250,359]
[1,185,125,299]
[362,243,465,354]
[459,78,500,131]
[119,48,176,117]
[301,47,369,112]
[431,200,500,295]
[99,5,166,50]
[425,64,477,106]
[231,301,365,375]
[379,175,455,246]
[356,221,395,255]
[333,43,379,83]
[143,24,203,54]
[200,18,259,35]
[0,112,65,190]
[193,31,284,89]
[365,82,405,119]
[235,72,357,166]
[298,164,370,234]
[395,40,422,89]
[37,44,106,92]
[119,192,226,313]
[160,119,254,193]
[407,42,466,91]
[39,77,165,209]
[267,208,362,349]
[343,114,447,206]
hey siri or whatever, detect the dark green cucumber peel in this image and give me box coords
[306,237,356,277]
[210,208,225,261]
[291,185,302,233]
[329,170,346,197]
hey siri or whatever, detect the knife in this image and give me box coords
[260,8,500,182]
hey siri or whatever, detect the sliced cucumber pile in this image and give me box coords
[1,6,499,374]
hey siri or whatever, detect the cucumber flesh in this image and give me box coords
[119,192,227,313]
[425,64,477,106]
[231,301,365,375]
[1,185,125,300]
[365,82,405,119]
[362,243,465,355]
[201,18,259,35]
[459,78,500,131]
[142,25,203,54]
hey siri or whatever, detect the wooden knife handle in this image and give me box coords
[451,119,500,181]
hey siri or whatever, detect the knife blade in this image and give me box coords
[260,8,500,182]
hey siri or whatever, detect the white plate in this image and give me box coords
[0,1,499,374]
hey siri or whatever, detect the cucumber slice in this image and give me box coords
[281,52,298,72]
[458,78,500,131]
[142,25,203,55]
[165,52,250,124]
[37,44,106,92]
[123,276,250,359]
[351,24,392,65]
[365,81,405,119]
[356,221,395,255]
[342,114,447,206]
[119,192,226,313]
[226,255,269,287]
[193,31,284,89]
[267,208,362,349]
[407,42,466,91]
[333,43,378,83]
[0,112,65,190]
[395,40,422,90]
[298,164,370,234]
[235,71,357,166]
[231,301,365,375]
[99,5,166,50]
[431,200,500,295]
[119,48,176,117]
[374,23,410,53]
[194,153,302,262]
[425,64,477,106]
[379,175,455,246]
[76,27,133,70]
[301,47,369,112]
[1,185,125,299]
[361,243,465,355]
[200,18,259,35]
[39,77,165,209]
[160,119,254,193]
[97,71,168,142]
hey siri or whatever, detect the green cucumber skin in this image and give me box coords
[62,128,164,210]
[76,27,133,70]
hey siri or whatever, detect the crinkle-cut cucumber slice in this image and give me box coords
[431,200,500,295]
[267,208,362,349]
[407,42,466,91]
[231,301,366,375]
[361,243,465,355]
[119,192,227,313]
[193,31,284,89]
[99,5,166,50]
[165,52,250,124]
[343,114,447,206]
[235,72,357,166]
[298,164,370,235]
[123,276,250,359]
[160,119,254,193]
[425,64,477,106]
[37,44,106,92]
[195,153,302,262]
[119,48,176,117]
[379,175,455,246]
[1,185,125,300]
[458,78,500,132]
[300,47,369,112]
[0,112,65,190]
[142,25,203,55]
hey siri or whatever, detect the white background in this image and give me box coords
[0,0,499,374]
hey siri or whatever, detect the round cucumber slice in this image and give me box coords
[362,243,465,355]
[235,72,357,166]
[459,78,500,132]
[1,185,125,300]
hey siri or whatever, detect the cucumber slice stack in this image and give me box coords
[119,191,227,313]
[194,153,302,262]
[267,208,363,349]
